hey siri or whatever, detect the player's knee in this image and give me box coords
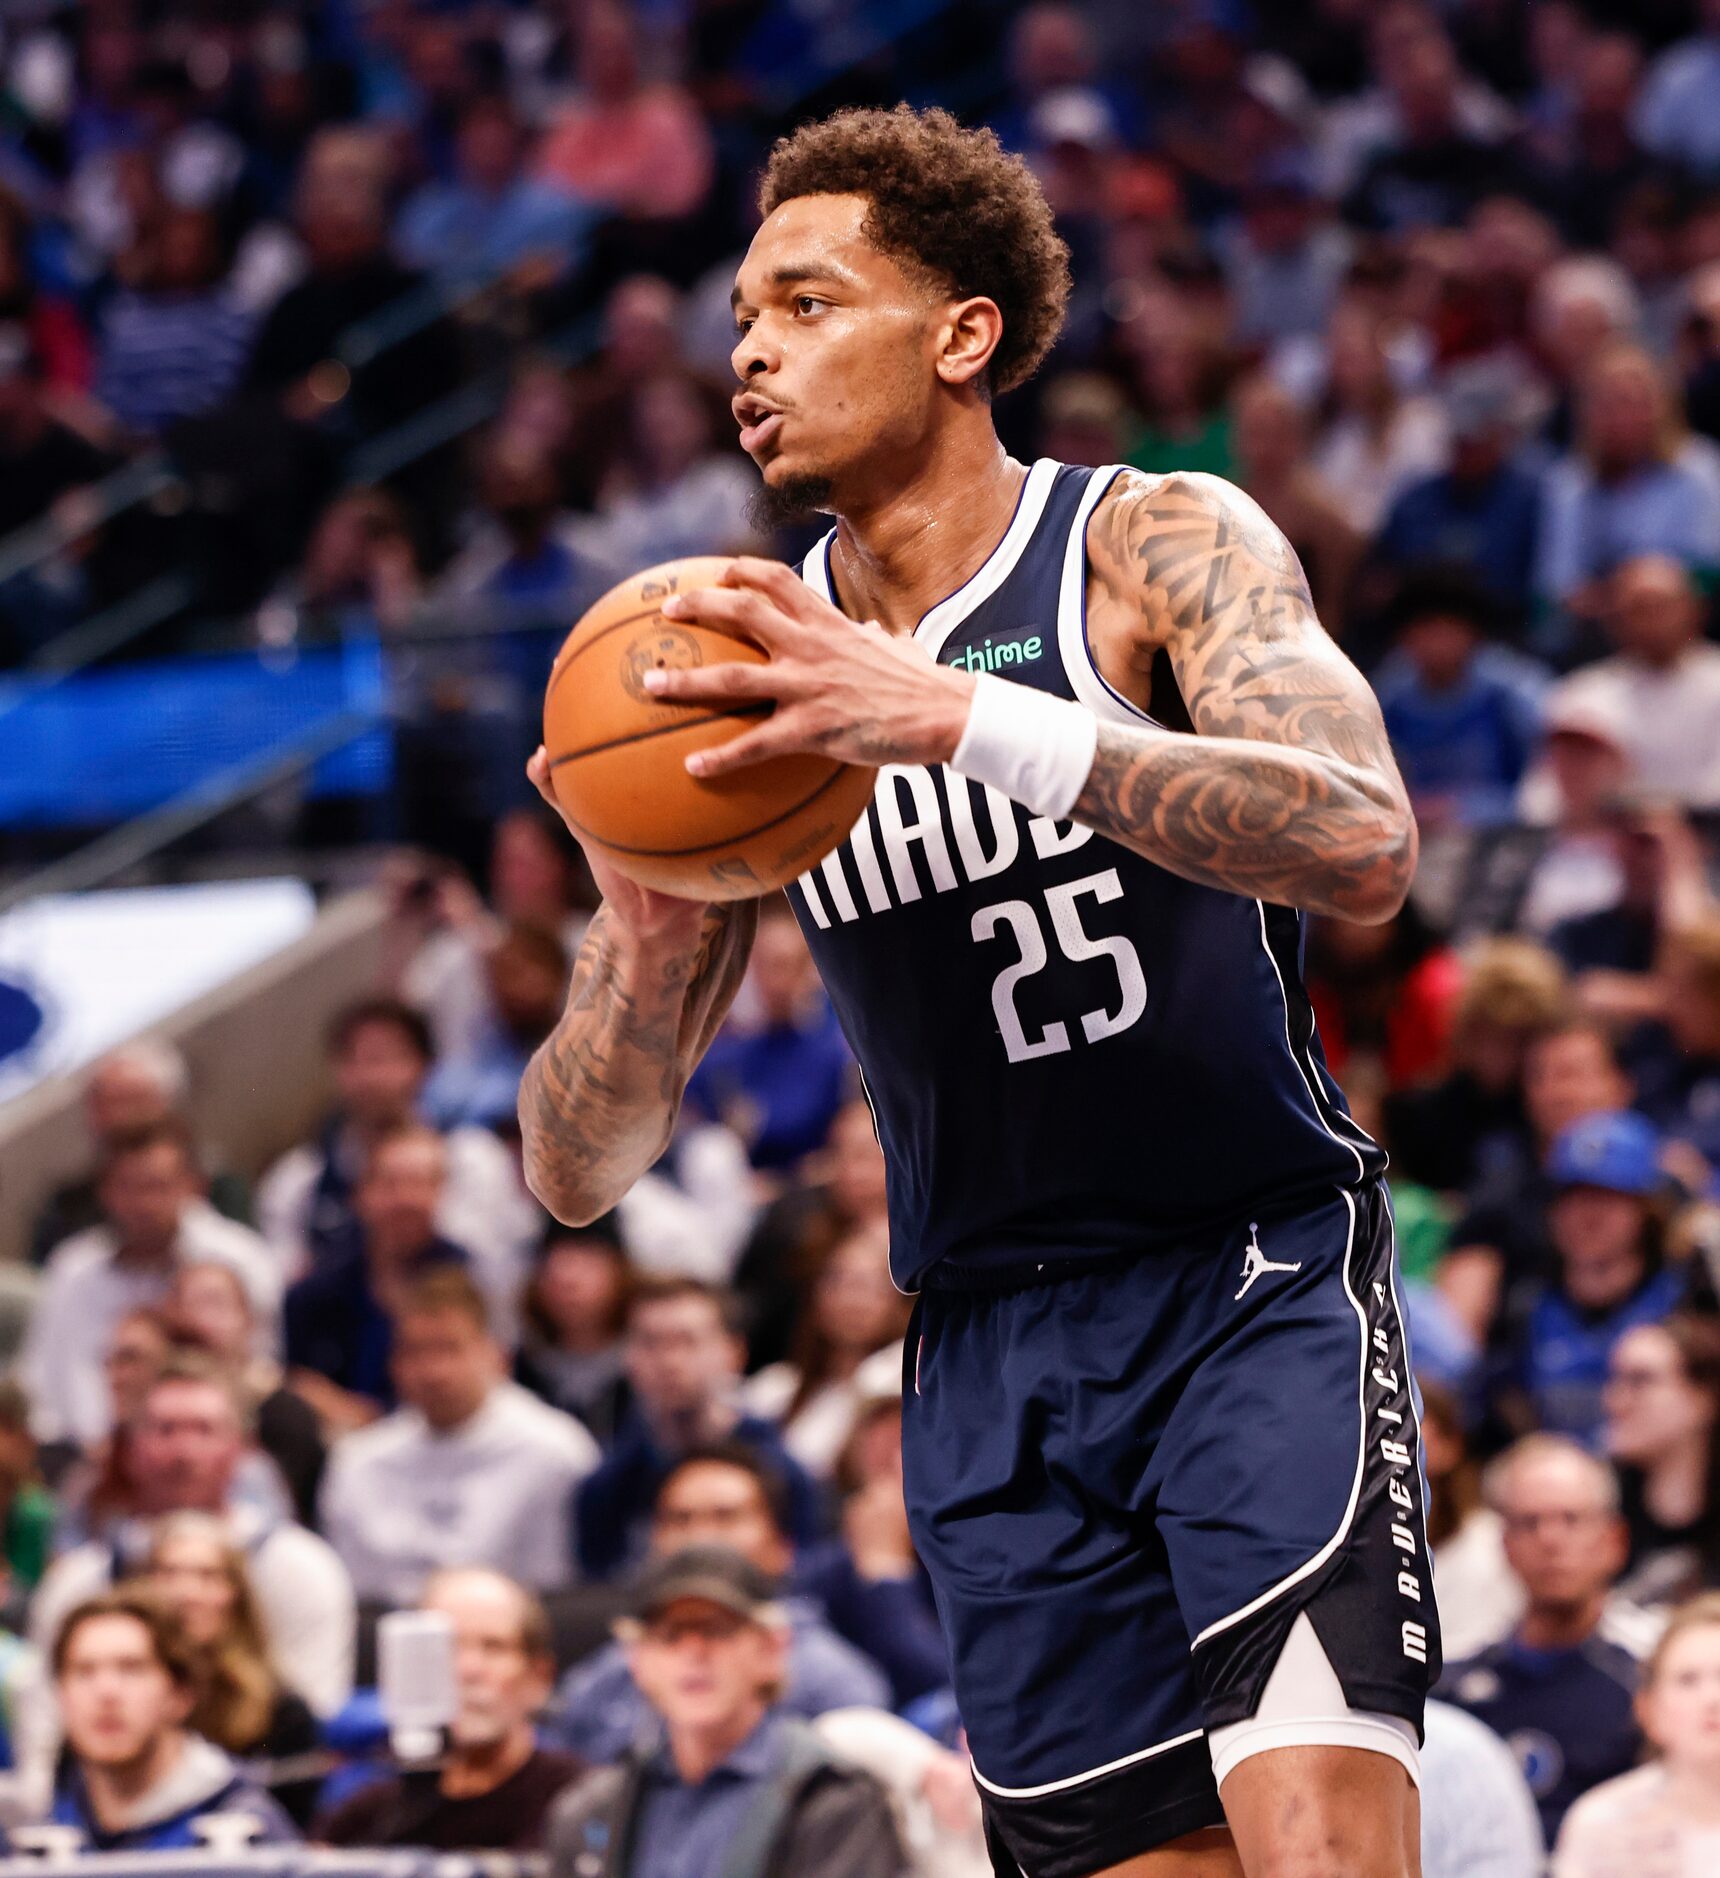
[1242,1822,1411,1878]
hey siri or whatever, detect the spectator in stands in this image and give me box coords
[44,1590,297,1852]
[1373,564,1547,829]
[514,1219,633,1443]
[1604,1317,1720,1608]
[535,2,713,221]
[743,1225,908,1478]
[0,1383,49,1607]
[422,920,570,1134]
[1118,287,1234,482]
[257,995,535,1310]
[1309,300,1447,535]
[1374,361,1544,613]
[29,1041,250,1268]
[319,1269,598,1603]
[576,1279,820,1581]
[93,207,253,438]
[574,368,762,569]
[553,1444,891,1762]
[1535,345,1720,626]
[1514,689,1640,939]
[1385,937,1567,1194]
[1634,915,1720,1171]
[546,1547,905,1878]
[22,1121,278,1453]
[167,1260,325,1531]
[392,807,592,1066]
[243,138,456,438]
[689,904,851,1176]
[737,1096,891,1369]
[30,1356,356,1719]
[396,94,588,294]
[1424,1380,1522,1661]
[1440,1435,1648,1844]
[1542,556,1720,810]
[1553,1590,1720,1873]
[317,1568,583,1852]
[143,1514,320,1827]
[1228,370,1361,634]
[282,1123,471,1434]
[1633,0,1720,181]
[1419,1699,1545,1878]
[1445,1016,1635,1333]
[50,1309,171,1549]
[1219,162,1352,350]
[1494,1110,1686,1444]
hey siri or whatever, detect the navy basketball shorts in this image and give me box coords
[902,1179,1440,1878]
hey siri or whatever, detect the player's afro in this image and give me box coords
[759,104,1072,397]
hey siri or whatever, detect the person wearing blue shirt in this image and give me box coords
[687,905,852,1173]
[576,1281,821,1582]
[396,95,591,294]
[1634,3,1720,182]
[1496,1111,1687,1446]
[546,1548,904,1878]
[1374,565,1547,827]
[1438,1435,1645,1847]
[1374,370,1544,611]
[282,1125,467,1420]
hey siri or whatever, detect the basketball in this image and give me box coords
[543,555,877,900]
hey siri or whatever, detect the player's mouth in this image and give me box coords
[734,395,786,456]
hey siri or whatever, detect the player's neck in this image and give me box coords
[829,427,1026,636]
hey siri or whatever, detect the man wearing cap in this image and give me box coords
[545,1546,905,1878]
[1491,1110,1686,1446]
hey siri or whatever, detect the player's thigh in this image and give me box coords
[1219,1745,1421,1878]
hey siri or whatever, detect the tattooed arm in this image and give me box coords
[1077,470,1416,922]
[516,744,759,1224]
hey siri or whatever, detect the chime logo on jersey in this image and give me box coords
[948,630,1044,673]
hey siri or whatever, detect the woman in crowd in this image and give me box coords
[743,1223,909,1478]
[1604,1316,1720,1608]
[1423,1380,1522,1660]
[514,1222,633,1444]
[146,1513,321,1826]
[1554,1591,1720,1873]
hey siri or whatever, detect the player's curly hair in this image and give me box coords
[759,105,1071,397]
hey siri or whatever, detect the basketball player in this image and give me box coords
[521,107,1433,1878]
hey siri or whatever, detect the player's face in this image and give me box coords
[730,194,943,508]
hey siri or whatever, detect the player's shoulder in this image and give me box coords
[1086,466,1290,590]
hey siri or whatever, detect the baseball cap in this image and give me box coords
[1542,687,1632,754]
[626,1546,784,1628]
[1546,1110,1661,1196]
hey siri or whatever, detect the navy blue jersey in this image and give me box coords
[786,459,1384,1291]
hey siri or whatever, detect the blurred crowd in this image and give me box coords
[10,0,1720,1873]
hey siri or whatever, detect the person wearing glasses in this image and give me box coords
[1437,1433,1651,1845]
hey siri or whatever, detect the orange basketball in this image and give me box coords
[543,556,877,900]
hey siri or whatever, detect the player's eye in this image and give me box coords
[794,295,829,316]
[734,314,756,336]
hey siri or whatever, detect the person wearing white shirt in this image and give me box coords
[21,1122,280,1452]
[1419,1700,1544,1878]
[318,1269,599,1605]
[1539,554,1720,811]
[29,1355,354,1718]
[255,995,537,1341]
[1555,1591,1720,1877]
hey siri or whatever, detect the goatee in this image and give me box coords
[748,473,835,533]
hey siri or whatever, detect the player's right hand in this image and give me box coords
[527,746,712,944]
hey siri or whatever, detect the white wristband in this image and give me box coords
[950,672,1099,822]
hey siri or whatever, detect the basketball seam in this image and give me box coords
[548,702,773,766]
[562,762,861,859]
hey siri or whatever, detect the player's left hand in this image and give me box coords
[646,557,976,775]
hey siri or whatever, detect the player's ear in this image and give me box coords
[935,295,1004,391]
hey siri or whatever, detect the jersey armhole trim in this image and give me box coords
[1058,462,1165,729]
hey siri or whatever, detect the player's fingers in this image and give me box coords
[660,583,793,647]
[722,555,813,617]
[642,660,780,704]
[684,714,800,777]
[525,746,560,807]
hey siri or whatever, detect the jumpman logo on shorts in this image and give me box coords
[1235,1222,1303,1300]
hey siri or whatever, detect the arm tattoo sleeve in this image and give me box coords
[1074,471,1416,921]
[518,898,759,1222]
